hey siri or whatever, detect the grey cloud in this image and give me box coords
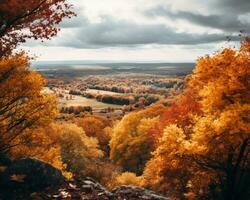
[146,7,250,33]
[59,16,88,28]
[212,0,250,14]
[59,8,89,28]
[145,0,250,34]
[39,16,235,49]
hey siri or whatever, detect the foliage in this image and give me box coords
[110,104,165,174]
[149,93,201,145]
[9,123,72,179]
[77,115,111,155]
[185,39,250,199]
[143,124,191,199]
[0,0,75,57]
[0,52,57,153]
[0,0,74,180]
[58,123,104,178]
[143,39,250,199]
[114,172,144,187]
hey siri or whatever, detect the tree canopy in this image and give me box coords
[0,52,57,153]
[0,0,75,57]
[143,39,250,199]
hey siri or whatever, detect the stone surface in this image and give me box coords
[0,156,169,200]
[112,185,169,200]
[34,179,170,200]
[0,157,65,199]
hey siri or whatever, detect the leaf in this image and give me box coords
[0,165,7,172]
[10,174,26,182]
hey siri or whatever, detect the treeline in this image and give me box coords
[142,79,184,89]
[96,94,133,105]
[87,84,177,95]
[60,106,92,114]
[75,76,184,95]
[69,89,160,107]
[88,85,133,93]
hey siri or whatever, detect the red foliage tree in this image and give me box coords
[150,91,202,144]
[0,0,75,57]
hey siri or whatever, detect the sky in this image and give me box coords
[22,0,250,62]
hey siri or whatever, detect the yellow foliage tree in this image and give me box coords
[58,123,104,178]
[0,52,57,153]
[110,104,165,174]
[143,125,191,199]
[0,53,73,178]
[9,123,72,178]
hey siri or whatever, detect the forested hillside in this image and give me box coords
[0,0,249,200]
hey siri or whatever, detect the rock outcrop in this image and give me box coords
[0,156,169,200]
[0,157,65,199]
[112,185,169,200]
[33,178,170,200]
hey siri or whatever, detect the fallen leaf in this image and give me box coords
[0,166,7,172]
[10,174,26,182]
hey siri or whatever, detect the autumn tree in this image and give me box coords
[0,0,74,160]
[110,104,165,174]
[0,52,58,153]
[0,0,75,57]
[9,123,72,179]
[142,91,201,199]
[76,115,111,155]
[0,0,76,181]
[143,125,192,199]
[58,123,104,179]
[143,39,250,199]
[149,93,201,145]
[185,39,250,199]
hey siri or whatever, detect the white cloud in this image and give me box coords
[21,0,249,61]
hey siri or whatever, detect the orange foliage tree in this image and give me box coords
[185,39,250,199]
[9,123,72,178]
[144,39,250,199]
[76,115,111,155]
[0,52,57,153]
[143,124,192,199]
[0,0,75,57]
[0,0,75,177]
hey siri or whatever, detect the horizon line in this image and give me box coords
[32,59,196,64]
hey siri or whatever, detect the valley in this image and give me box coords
[39,62,194,118]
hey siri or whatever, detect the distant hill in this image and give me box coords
[32,60,195,77]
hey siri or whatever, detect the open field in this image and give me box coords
[60,93,123,111]
[46,87,123,112]
[86,89,126,96]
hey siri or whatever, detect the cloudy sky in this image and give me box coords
[22,0,250,62]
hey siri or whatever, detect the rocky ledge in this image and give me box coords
[34,177,169,200]
[0,155,169,200]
